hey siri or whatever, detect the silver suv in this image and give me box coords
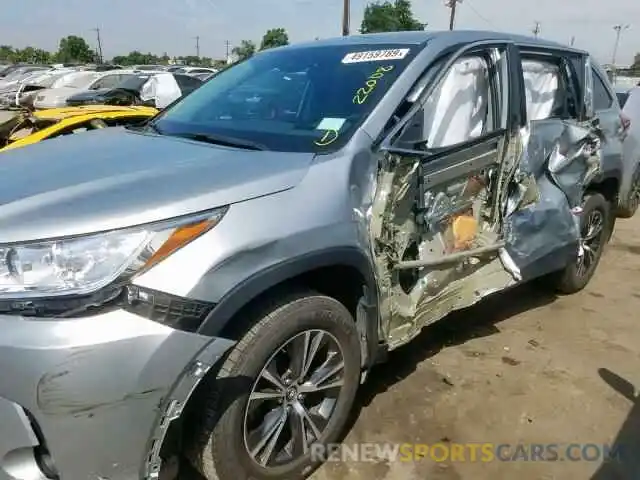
[0,31,629,480]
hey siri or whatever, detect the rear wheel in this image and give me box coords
[551,193,610,294]
[185,291,361,480]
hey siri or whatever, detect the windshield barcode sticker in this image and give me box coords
[342,48,410,64]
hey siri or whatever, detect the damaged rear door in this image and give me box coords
[500,48,607,281]
[370,41,526,347]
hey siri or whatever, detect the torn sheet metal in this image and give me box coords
[140,73,183,109]
[501,119,602,280]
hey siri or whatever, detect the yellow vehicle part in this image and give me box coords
[0,105,159,152]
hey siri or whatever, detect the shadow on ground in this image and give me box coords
[354,283,557,409]
[591,368,640,480]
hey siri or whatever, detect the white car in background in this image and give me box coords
[33,70,134,109]
[0,66,51,90]
[0,68,78,108]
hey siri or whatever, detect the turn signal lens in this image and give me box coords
[144,217,220,270]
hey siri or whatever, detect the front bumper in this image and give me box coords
[0,309,234,480]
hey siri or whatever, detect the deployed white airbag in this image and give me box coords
[140,73,183,109]
[424,56,489,148]
[522,60,561,121]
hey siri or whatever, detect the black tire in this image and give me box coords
[617,165,640,218]
[551,193,610,294]
[185,291,361,480]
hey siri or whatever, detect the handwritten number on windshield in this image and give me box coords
[314,129,339,146]
[353,65,394,105]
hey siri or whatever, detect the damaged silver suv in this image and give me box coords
[0,31,628,480]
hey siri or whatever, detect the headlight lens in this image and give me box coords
[0,208,226,299]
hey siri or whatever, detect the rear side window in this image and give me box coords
[591,69,613,110]
[616,92,629,108]
[174,74,203,94]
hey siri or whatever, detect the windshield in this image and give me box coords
[53,72,99,89]
[152,43,420,153]
[4,67,47,82]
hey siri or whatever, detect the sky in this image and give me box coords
[0,0,638,65]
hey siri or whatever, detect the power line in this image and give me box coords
[92,27,103,64]
[464,0,494,27]
[532,21,541,38]
[611,24,630,67]
[342,0,350,36]
[445,0,462,31]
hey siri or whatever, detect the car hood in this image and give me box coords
[0,127,314,243]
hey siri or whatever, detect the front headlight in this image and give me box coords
[0,208,227,299]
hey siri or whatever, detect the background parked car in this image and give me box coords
[66,72,203,107]
[33,70,135,109]
[619,85,640,217]
[0,105,158,152]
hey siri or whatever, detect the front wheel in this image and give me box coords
[551,193,610,294]
[185,291,362,480]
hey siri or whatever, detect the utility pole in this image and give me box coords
[92,27,103,64]
[342,0,350,36]
[195,35,200,58]
[570,36,575,46]
[532,21,541,38]
[611,24,629,68]
[446,0,462,31]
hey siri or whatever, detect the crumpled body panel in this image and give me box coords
[502,120,602,280]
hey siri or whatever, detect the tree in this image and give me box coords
[112,51,160,65]
[360,0,425,34]
[260,28,289,50]
[232,40,257,61]
[56,35,94,63]
[0,45,14,62]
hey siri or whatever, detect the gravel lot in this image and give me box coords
[313,214,640,480]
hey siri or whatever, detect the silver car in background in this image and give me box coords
[619,85,640,217]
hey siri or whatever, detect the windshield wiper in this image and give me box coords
[125,121,160,133]
[169,132,268,151]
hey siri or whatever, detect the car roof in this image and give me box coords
[285,30,586,55]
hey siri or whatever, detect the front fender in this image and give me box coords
[193,246,381,367]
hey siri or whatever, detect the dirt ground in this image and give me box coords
[313,214,640,480]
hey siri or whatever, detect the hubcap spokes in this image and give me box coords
[244,329,346,468]
[576,208,604,277]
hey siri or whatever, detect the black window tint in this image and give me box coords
[592,69,613,110]
[97,74,123,89]
[616,92,629,108]
[115,74,151,92]
[174,74,203,93]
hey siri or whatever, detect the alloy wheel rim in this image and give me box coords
[576,208,605,278]
[243,329,346,469]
